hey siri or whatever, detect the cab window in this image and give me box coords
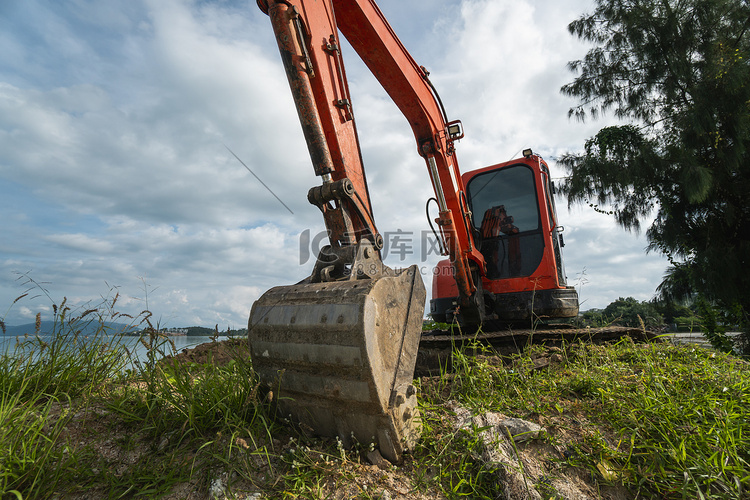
[467,165,544,278]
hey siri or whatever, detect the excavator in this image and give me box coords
[247,0,579,463]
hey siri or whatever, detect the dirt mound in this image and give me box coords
[161,337,250,366]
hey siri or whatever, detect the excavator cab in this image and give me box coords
[430,152,579,324]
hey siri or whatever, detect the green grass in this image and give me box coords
[0,376,68,497]
[417,338,749,499]
[2,289,749,499]
[0,296,134,497]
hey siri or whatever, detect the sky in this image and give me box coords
[0,0,670,329]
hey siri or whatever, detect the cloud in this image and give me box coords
[0,0,668,327]
[44,233,116,254]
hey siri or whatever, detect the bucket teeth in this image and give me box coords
[248,265,426,463]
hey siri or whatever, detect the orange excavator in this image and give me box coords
[248,0,578,463]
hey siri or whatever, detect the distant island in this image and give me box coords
[2,321,247,338]
[129,326,249,337]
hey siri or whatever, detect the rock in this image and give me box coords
[445,400,474,428]
[532,357,551,370]
[496,417,546,443]
[471,413,542,500]
[445,402,606,499]
[447,403,542,500]
[209,478,225,499]
[367,449,391,470]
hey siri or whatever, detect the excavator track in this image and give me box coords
[416,324,659,375]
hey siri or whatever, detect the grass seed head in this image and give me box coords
[13,293,29,305]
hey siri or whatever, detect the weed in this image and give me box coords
[0,283,138,498]
[420,336,750,498]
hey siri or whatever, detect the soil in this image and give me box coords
[163,337,250,366]
[51,339,634,500]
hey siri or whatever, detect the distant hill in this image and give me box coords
[3,321,136,337]
[3,322,247,337]
[185,326,216,336]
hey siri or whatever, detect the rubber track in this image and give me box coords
[416,325,659,375]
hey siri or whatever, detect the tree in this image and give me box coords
[559,0,750,350]
[577,297,664,328]
[652,297,697,326]
[602,297,663,329]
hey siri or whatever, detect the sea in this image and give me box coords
[0,333,233,368]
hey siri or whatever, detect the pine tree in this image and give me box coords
[560,0,750,351]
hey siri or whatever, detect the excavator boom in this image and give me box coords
[257,0,482,305]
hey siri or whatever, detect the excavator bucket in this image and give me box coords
[247,265,426,463]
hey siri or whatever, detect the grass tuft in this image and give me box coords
[1,287,137,497]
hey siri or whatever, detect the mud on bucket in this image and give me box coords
[247,264,426,463]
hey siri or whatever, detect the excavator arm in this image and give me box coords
[260,0,378,253]
[334,1,486,318]
[259,0,484,311]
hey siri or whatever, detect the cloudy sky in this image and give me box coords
[0,0,669,328]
